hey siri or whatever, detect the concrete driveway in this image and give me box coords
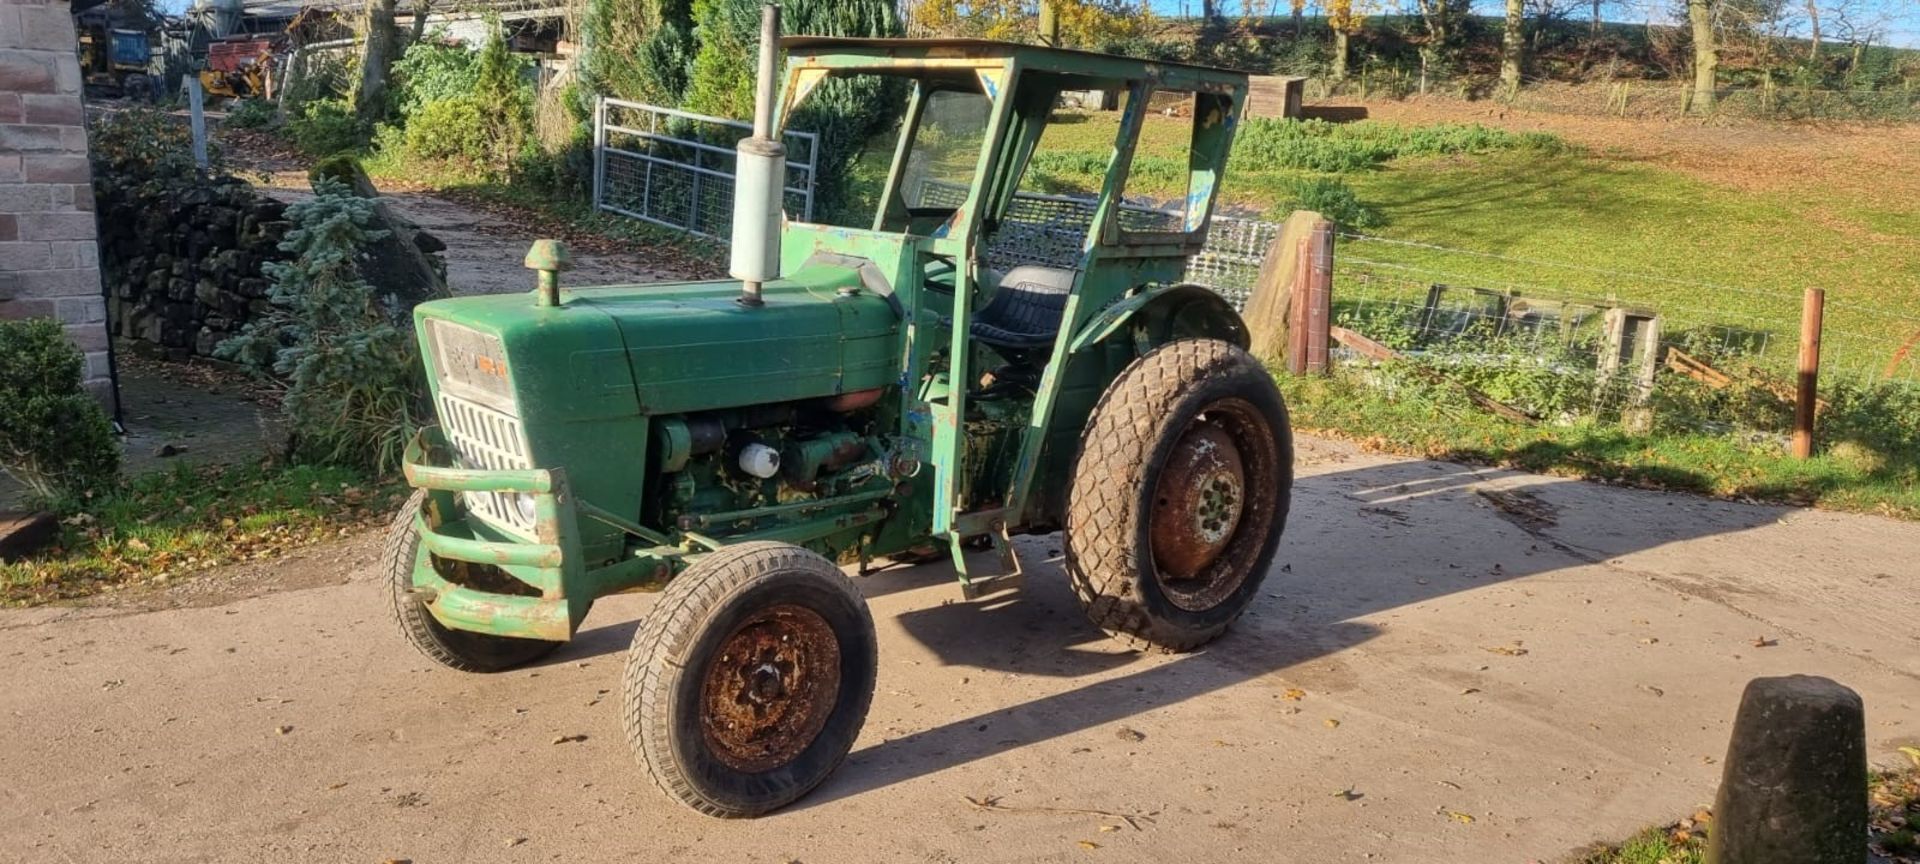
[3,437,1915,863]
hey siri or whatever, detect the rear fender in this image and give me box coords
[1066,283,1249,356]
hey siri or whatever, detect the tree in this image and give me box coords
[355,0,399,127]
[1501,0,1525,97]
[1412,0,1470,92]
[1290,0,1306,33]
[1688,0,1718,113]
[1327,0,1366,80]
[1804,0,1821,59]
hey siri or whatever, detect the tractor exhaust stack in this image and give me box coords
[731,2,785,308]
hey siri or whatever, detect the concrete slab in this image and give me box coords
[1,436,1914,863]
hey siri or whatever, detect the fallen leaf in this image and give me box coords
[1098,825,1120,833]
[1114,726,1145,743]
[1442,809,1476,824]
[1752,636,1778,648]
[1460,687,1481,696]
[1333,788,1361,801]
[1077,840,1100,850]
[1484,644,1529,656]
[1898,746,1920,768]
[1282,688,1306,701]
[1641,685,1666,697]
[551,734,587,745]
[275,725,293,735]
[1323,718,1340,729]
[503,837,526,847]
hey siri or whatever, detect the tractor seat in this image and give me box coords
[970,266,1076,351]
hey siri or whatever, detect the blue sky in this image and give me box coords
[157,0,1920,49]
[1146,0,1920,47]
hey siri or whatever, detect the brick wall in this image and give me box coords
[0,0,112,407]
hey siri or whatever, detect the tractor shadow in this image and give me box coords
[799,455,1789,807]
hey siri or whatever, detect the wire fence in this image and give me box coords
[1326,233,1920,444]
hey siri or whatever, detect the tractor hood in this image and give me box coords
[569,266,902,416]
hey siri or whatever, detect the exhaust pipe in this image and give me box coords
[731,3,784,308]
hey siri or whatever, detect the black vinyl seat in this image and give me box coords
[969,266,1076,351]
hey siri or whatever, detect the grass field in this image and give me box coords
[1026,103,1920,517]
[1034,108,1920,367]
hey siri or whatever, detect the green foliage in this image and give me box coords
[471,24,535,170]
[392,34,480,120]
[0,320,120,501]
[281,49,352,115]
[286,98,366,156]
[1269,174,1382,229]
[217,178,422,473]
[684,0,905,223]
[2,462,403,606]
[582,0,697,105]
[223,98,278,130]
[401,95,493,163]
[88,106,223,188]
[1229,118,1563,175]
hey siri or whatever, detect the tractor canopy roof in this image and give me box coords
[780,37,1248,94]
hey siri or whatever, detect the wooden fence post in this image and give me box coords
[1244,210,1334,369]
[1287,221,1333,375]
[1793,287,1825,459]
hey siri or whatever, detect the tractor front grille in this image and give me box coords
[437,393,536,537]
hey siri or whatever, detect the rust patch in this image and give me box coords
[1146,398,1282,613]
[1151,423,1245,580]
[699,604,842,773]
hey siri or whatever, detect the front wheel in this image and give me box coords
[1065,339,1294,652]
[385,491,562,672]
[622,541,877,817]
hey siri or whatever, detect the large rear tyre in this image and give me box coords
[623,541,877,818]
[1065,339,1294,652]
[385,491,562,672]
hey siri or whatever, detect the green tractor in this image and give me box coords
[392,7,1294,817]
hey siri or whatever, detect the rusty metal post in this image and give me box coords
[1287,224,1334,375]
[1792,287,1824,459]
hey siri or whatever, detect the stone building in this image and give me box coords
[0,0,113,409]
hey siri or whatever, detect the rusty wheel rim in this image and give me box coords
[699,604,842,774]
[1148,398,1279,613]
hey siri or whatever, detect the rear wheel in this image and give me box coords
[1065,339,1294,652]
[623,541,877,817]
[385,491,562,672]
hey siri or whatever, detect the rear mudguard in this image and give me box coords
[1067,283,1250,355]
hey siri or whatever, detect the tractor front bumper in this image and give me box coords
[401,427,588,642]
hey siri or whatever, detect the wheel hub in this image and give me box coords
[700,605,841,773]
[1151,422,1247,580]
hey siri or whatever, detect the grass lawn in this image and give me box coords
[2,463,407,606]
[1034,110,1920,370]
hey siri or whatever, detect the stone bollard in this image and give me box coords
[1707,675,1867,864]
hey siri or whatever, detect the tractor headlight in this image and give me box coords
[513,493,538,524]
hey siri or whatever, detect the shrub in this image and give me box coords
[685,0,905,223]
[224,98,278,130]
[286,98,365,156]
[392,34,480,120]
[0,319,120,500]
[402,95,492,163]
[1229,118,1564,175]
[1272,174,1382,229]
[581,0,697,106]
[89,106,223,187]
[217,177,422,473]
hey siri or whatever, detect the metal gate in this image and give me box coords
[591,97,819,241]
